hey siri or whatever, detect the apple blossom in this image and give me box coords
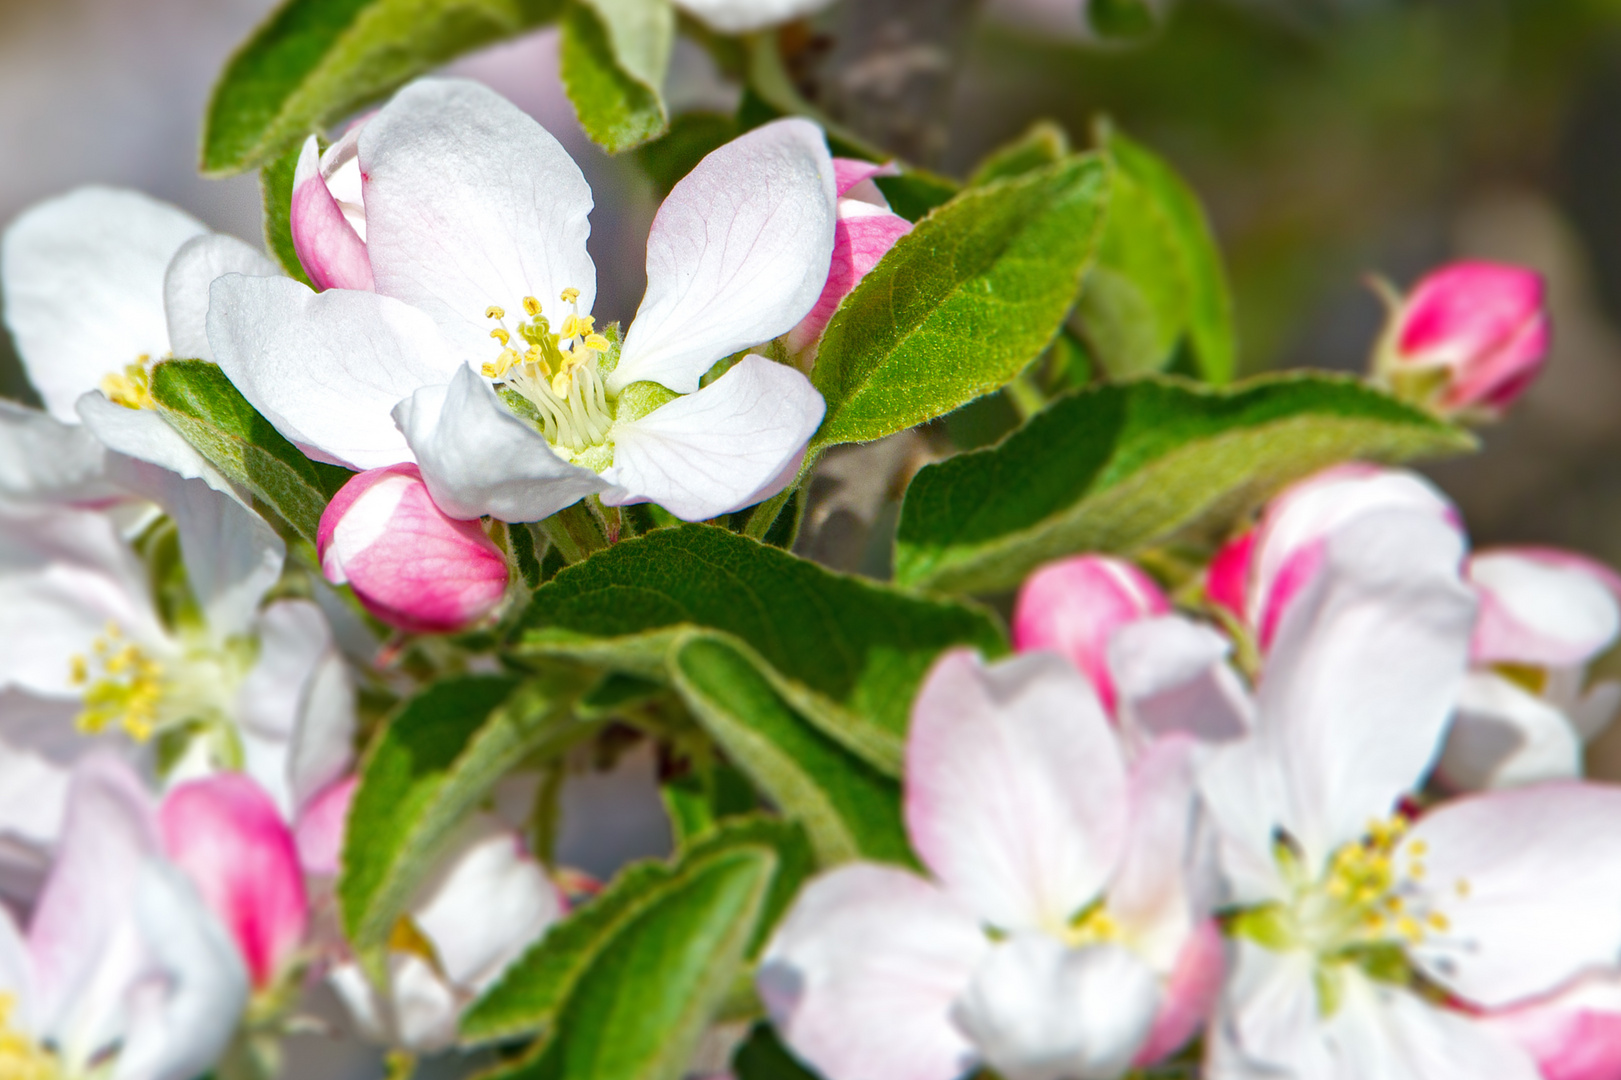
[784,159,913,363]
[1014,554,1250,745]
[1194,475,1621,1078]
[0,754,248,1080]
[318,463,510,634]
[1372,260,1550,420]
[212,77,834,525]
[1477,971,1621,1080]
[1437,547,1621,791]
[760,649,1220,1080]
[327,813,564,1051]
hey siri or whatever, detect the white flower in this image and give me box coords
[0,753,248,1080]
[209,77,835,524]
[671,0,836,34]
[760,650,1222,1080]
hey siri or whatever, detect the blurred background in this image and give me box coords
[4,6,1621,1064]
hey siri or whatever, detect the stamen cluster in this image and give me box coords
[70,622,164,740]
[482,289,613,454]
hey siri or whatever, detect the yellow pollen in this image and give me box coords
[1427,912,1450,932]
[560,287,580,304]
[1062,904,1121,948]
[523,296,542,316]
[388,916,442,971]
[584,333,610,352]
[69,626,164,741]
[100,357,155,410]
[490,328,511,346]
[485,305,506,320]
[1456,879,1472,898]
[0,993,59,1080]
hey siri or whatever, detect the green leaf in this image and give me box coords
[661,764,757,845]
[463,818,808,1047]
[969,121,1070,188]
[733,1022,819,1080]
[1088,0,1159,40]
[636,111,737,196]
[202,0,560,176]
[1076,123,1235,384]
[811,156,1111,449]
[894,374,1477,593]
[260,137,315,287]
[560,0,673,154]
[672,637,910,866]
[872,170,962,224]
[514,525,1006,774]
[149,360,351,544]
[338,671,592,966]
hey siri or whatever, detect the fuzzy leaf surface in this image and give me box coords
[559,0,672,153]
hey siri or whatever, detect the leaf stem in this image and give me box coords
[542,500,608,563]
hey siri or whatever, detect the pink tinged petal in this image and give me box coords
[290,135,374,292]
[1109,616,1252,744]
[1396,261,1550,414]
[1435,671,1582,792]
[393,365,608,523]
[114,862,250,1080]
[0,399,118,506]
[613,119,838,395]
[206,273,463,469]
[1204,529,1253,626]
[759,863,988,1080]
[785,206,912,359]
[669,0,838,33]
[1478,972,1621,1080]
[905,650,1129,931]
[360,78,596,358]
[163,232,281,361]
[832,158,901,200]
[1106,736,1202,968]
[1133,919,1224,1067]
[28,754,160,1041]
[317,462,509,634]
[1,186,205,421]
[1404,782,1621,1008]
[599,354,825,521]
[1011,556,1170,717]
[1253,505,1475,870]
[159,773,309,989]
[411,815,563,994]
[952,936,1160,1080]
[294,774,357,878]
[1469,548,1621,667]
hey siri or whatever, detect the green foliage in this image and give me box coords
[733,1023,820,1080]
[812,157,1111,449]
[259,138,315,288]
[969,121,1071,187]
[1088,0,1160,40]
[338,671,594,970]
[464,819,810,1050]
[1073,122,1235,383]
[202,0,560,175]
[514,524,1007,774]
[560,0,674,153]
[894,373,1476,593]
[637,111,738,196]
[149,360,351,544]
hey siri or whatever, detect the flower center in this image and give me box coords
[482,289,615,456]
[0,994,59,1080]
[100,354,156,410]
[68,623,252,745]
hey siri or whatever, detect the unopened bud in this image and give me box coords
[290,122,374,292]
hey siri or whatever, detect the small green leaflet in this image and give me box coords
[560,0,674,153]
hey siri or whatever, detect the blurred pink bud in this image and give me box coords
[318,463,509,634]
[290,127,374,291]
[1012,555,1170,715]
[160,773,309,989]
[1382,260,1549,417]
[785,159,912,361]
[1133,919,1225,1067]
[294,774,359,878]
[1479,974,1621,1080]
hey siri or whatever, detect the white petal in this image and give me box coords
[207,273,462,468]
[388,953,461,1052]
[0,903,31,1027]
[1567,677,1621,742]
[1435,672,1582,791]
[1253,507,1475,871]
[0,400,118,504]
[1405,783,1621,1008]
[163,232,280,362]
[326,961,393,1045]
[600,354,824,521]
[1,187,204,420]
[113,862,249,1080]
[394,364,607,522]
[0,691,89,854]
[759,863,988,1080]
[411,814,562,994]
[613,119,836,394]
[952,936,1160,1080]
[905,650,1128,932]
[1469,549,1621,667]
[1209,942,1334,1079]
[1109,615,1253,746]
[77,394,236,502]
[670,0,836,33]
[1106,736,1203,970]
[1198,737,1296,906]
[360,77,596,359]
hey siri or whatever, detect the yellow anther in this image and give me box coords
[1064,904,1121,947]
[490,328,511,346]
[1408,840,1428,857]
[0,992,58,1080]
[100,361,155,410]
[523,296,542,316]
[1426,912,1450,932]
[71,628,164,742]
[485,305,506,320]
[69,656,88,686]
[1456,879,1472,898]
[584,333,610,352]
[558,315,582,339]
[560,287,580,304]
[1396,915,1423,943]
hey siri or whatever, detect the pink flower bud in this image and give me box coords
[1012,555,1170,715]
[1133,918,1225,1067]
[318,463,509,634]
[294,774,358,878]
[290,126,374,291]
[785,159,912,361]
[160,773,309,989]
[1382,260,1550,417]
[1478,974,1621,1080]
